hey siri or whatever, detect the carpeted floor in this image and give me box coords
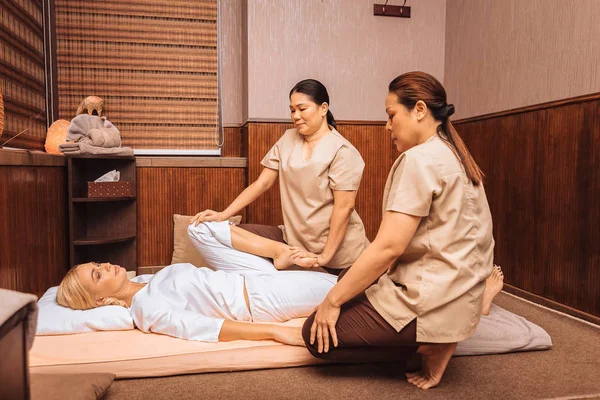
[104,292,600,400]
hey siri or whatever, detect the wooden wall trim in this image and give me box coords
[457,94,600,318]
[136,157,247,168]
[455,92,600,125]
[244,119,386,126]
[0,149,65,167]
[503,284,600,326]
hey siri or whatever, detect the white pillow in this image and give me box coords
[455,303,552,356]
[36,274,154,335]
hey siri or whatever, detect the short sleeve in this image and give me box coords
[328,145,365,191]
[260,139,282,170]
[385,153,441,217]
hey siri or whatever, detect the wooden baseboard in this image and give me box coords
[503,283,600,326]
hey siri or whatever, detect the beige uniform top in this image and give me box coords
[366,135,494,343]
[261,128,369,269]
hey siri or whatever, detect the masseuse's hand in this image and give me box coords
[289,249,319,268]
[290,249,330,267]
[310,297,341,353]
[190,209,226,226]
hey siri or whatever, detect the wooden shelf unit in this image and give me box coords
[67,156,137,272]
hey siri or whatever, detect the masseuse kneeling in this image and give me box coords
[191,79,369,272]
[303,71,495,390]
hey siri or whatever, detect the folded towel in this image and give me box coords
[67,115,122,148]
[59,142,134,156]
[0,288,38,350]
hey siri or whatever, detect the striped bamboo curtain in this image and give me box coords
[54,0,220,152]
[0,0,47,150]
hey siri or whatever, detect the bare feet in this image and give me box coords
[272,246,298,270]
[406,342,457,390]
[273,246,318,269]
[482,265,504,316]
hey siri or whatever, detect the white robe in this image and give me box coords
[130,222,336,342]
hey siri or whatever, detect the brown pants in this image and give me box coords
[239,224,419,363]
[301,268,419,363]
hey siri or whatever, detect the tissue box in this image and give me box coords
[87,182,134,197]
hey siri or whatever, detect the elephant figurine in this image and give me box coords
[76,96,104,117]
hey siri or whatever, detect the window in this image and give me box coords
[0,0,47,150]
[54,0,221,154]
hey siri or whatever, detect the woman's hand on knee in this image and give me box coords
[310,298,340,353]
[190,209,226,226]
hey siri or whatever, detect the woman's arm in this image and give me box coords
[139,308,304,346]
[219,320,304,346]
[309,211,421,353]
[317,190,358,266]
[327,211,420,305]
[191,167,278,224]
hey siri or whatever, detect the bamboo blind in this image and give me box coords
[54,0,220,151]
[0,0,47,148]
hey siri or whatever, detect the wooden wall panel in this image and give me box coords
[246,122,291,228]
[0,166,68,297]
[137,167,246,266]
[221,126,243,157]
[246,122,396,241]
[455,95,600,318]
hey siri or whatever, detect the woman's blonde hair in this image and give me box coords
[56,264,126,310]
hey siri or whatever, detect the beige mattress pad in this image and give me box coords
[29,301,552,379]
[30,319,329,378]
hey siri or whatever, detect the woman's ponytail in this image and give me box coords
[326,109,337,129]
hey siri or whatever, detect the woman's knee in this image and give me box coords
[187,222,210,240]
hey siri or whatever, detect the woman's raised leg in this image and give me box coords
[230,225,307,270]
[188,221,278,274]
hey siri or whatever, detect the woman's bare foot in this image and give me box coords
[405,342,457,390]
[272,246,318,269]
[482,265,504,316]
[272,246,298,270]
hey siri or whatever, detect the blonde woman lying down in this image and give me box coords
[56,222,336,345]
[56,222,503,346]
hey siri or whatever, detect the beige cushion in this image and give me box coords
[171,214,242,268]
[30,372,115,400]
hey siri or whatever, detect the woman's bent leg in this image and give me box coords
[230,225,299,270]
[187,222,278,275]
[232,224,316,270]
[301,293,418,363]
[245,271,337,322]
[301,293,457,388]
